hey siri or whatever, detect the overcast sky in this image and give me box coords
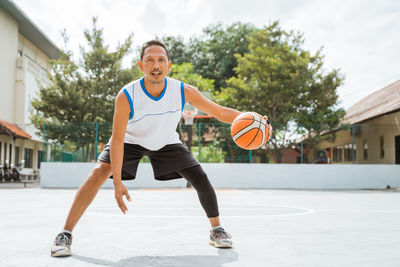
[12,0,400,109]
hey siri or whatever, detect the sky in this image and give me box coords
[12,0,400,110]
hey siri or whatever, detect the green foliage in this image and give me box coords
[217,21,344,162]
[186,22,256,90]
[30,19,345,163]
[160,35,189,64]
[161,23,255,90]
[169,63,215,96]
[191,140,226,163]
[31,17,140,161]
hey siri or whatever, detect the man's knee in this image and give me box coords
[88,162,111,184]
[186,167,213,192]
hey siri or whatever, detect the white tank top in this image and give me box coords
[121,77,185,151]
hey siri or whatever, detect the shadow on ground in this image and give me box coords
[71,249,239,267]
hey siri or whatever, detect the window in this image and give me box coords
[380,136,384,159]
[363,140,368,160]
[333,146,343,162]
[24,148,33,168]
[37,151,43,169]
[344,143,357,162]
[15,147,20,166]
[344,144,351,161]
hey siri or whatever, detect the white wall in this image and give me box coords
[0,8,18,122]
[40,163,400,189]
[20,33,51,126]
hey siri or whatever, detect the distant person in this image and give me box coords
[3,161,10,181]
[51,40,272,257]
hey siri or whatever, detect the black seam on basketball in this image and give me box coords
[231,121,258,136]
[244,120,262,149]
[234,118,257,120]
[243,129,260,149]
[234,118,266,127]
[234,118,261,122]
[233,128,251,142]
[232,120,267,143]
[234,126,257,143]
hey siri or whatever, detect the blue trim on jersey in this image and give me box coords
[140,77,167,101]
[180,82,185,112]
[123,88,134,120]
[128,108,181,124]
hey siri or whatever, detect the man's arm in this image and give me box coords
[184,84,241,124]
[110,92,131,214]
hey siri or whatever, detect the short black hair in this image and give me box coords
[140,40,170,61]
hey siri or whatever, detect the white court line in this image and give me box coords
[90,207,295,210]
[87,205,315,218]
[315,209,400,213]
[90,205,305,209]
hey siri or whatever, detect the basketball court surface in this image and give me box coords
[1,186,399,266]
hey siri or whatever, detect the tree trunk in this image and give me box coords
[274,149,283,163]
[81,145,86,162]
[83,144,89,162]
[227,142,235,163]
[90,143,95,162]
[87,144,91,162]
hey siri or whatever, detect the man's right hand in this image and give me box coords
[114,182,131,214]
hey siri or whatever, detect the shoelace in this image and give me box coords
[55,234,70,246]
[213,228,232,239]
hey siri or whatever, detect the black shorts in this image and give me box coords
[98,143,200,181]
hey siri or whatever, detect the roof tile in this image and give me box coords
[344,80,400,124]
[0,120,31,139]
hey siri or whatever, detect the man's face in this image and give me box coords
[138,45,171,84]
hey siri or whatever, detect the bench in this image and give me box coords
[0,169,40,188]
[0,180,35,188]
[19,169,40,181]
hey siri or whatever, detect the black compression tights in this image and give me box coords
[177,165,219,218]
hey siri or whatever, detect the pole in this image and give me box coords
[188,125,193,152]
[186,124,193,188]
[301,140,304,164]
[249,150,252,163]
[95,122,99,160]
[42,121,46,162]
[198,123,202,162]
[351,124,355,164]
[53,143,55,162]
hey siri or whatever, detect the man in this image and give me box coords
[51,40,271,257]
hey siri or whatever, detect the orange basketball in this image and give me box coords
[231,112,270,150]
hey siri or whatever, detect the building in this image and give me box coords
[0,0,59,173]
[311,80,400,164]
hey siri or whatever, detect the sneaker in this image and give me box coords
[51,232,72,257]
[209,227,232,248]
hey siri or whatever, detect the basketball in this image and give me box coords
[231,112,270,150]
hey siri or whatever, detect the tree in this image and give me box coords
[31,17,141,161]
[169,62,216,149]
[185,22,255,90]
[160,35,189,65]
[217,21,344,162]
[169,63,215,94]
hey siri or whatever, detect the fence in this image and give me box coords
[40,121,400,164]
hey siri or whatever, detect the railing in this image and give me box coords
[39,121,400,164]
